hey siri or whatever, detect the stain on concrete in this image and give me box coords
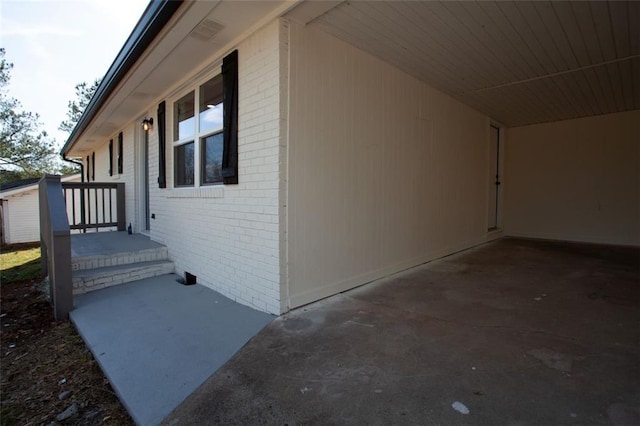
[527,348,573,372]
[281,317,313,332]
[425,260,469,273]
[607,403,640,426]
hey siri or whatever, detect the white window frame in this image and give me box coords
[171,71,224,188]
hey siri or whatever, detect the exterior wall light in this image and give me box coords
[142,118,154,131]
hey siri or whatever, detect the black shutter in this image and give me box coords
[108,139,113,176]
[221,49,239,184]
[118,132,123,174]
[91,152,95,181]
[157,101,167,188]
[86,156,90,181]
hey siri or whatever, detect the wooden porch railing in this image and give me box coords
[39,175,73,320]
[38,177,127,319]
[62,182,125,232]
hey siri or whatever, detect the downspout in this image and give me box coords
[61,153,87,232]
[62,154,84,183]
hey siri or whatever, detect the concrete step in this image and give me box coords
[72,246,169,271]
[72,260,175,295]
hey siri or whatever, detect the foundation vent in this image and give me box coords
[189,19,224,42]
[177,272,197,286]
[185,272,197,286]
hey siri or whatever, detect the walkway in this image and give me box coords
[70,274,273,426]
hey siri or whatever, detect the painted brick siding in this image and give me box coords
[86,125,139,232]
[147,21,284,314]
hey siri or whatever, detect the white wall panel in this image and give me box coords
[3,190,39,244]
[505,110,640,246]
[287,22,492,308]
[2,175,81,244]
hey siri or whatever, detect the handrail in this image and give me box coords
[39,175,73,321]
[62,182,125,232]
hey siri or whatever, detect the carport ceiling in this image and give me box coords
[292,1,639,127]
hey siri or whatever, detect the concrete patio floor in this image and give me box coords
[164,238,640,425]
[70,275,273,425]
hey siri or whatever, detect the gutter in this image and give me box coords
[60,0,183,157]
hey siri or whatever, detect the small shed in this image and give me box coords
[0,174,81,245]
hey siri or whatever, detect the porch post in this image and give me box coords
[116,183,125,231]
[49,231,73,320]
[39,175,73,320]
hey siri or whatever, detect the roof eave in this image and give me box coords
[0,174,81,197]
[61,0,183,157]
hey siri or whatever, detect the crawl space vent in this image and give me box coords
[178,272,197,286]
[185,272,196,285]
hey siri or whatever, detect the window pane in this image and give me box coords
[174,91,195,140]
[174,142,194,186]
[199,74,223,134]
[201,132,223,184]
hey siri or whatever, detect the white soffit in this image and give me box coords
[298,1,640,127]
[70,1,294,156]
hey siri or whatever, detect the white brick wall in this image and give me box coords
[145,20,285,314]
[76,20,286,314]
[86,124,139,232]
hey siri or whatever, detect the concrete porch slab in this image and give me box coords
[71,231,164,258]
[70,274,273,426]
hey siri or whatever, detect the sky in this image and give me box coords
[1,0,150,150]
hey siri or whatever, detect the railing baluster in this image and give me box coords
[60,182,126,233]
[71,189,76,227]
[93,187,98,231]
[101,188,106,226]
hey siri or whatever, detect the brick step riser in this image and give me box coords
[73,262,175,295]
[72,247,169,271]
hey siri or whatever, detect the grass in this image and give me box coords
[0,243,42,283]
[0,243,133,425]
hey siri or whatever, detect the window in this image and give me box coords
[201,132,223,184]
[173,91,195,187]
[173,75,223,187]
[171,49,237,187]
[200,74,223,185]
[174,91,195,141]
[174,142,194,186]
